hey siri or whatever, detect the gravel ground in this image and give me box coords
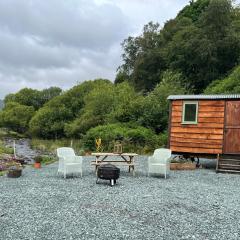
[1,156,240,240]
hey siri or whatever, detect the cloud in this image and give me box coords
[0,0,129,49]
[0,0,193,98]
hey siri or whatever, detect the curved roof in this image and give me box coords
[167,95,240,100]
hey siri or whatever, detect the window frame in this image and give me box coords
[182,101,198,124]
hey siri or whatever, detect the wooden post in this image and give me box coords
[70,139,73,148]
[13,140,16,158]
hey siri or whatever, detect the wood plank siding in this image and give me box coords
[170,100,224,154]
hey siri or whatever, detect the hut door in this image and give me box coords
[224,101,240,154]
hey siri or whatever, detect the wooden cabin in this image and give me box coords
[167,95,240,172]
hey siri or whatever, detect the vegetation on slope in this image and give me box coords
[0,0,239,152]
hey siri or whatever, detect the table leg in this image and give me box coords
[132,166,135,177]
[130,156,135,176]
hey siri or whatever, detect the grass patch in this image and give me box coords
[0,171,7,177]
[0,141,14,155]
[0,128,25,138]
[30,138,83,155]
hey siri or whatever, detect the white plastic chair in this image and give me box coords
[148,148,172,178]
[57,147,83,178]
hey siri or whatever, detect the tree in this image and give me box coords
[138,70,187,133]
[65,81,115,137]
[117,0,240,93]
[39,87,62,106]
[29,105,72,138]
[29,79,112,138]
[116,22,164,92]
[4,87,62,110]
[178,0,210,22]
[0,102,35,133]
[65,81,140,137]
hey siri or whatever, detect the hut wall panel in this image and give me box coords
[171,137,223,145]
[171,127,223,134]
[171,123,223,128]
[171,133,223,140]
[171,146,221,154]
[171,141,222,149]
[170,100,224,154]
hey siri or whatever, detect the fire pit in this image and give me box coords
[96,164,120,186]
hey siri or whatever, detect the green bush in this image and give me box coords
[0,141,14,155]
[0,102,35,133]
[40,155,57,165]
[205,66,240,94]
[34,156,43,163]
[83,123,163,154]
[33,155,57,165]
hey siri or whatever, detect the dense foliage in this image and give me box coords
[116,0,240,93]
[4,87,62,110]
[0,0,239,152]
[0,100,3,110]
[0,102,35,133]
[205,66,240,93]
[83,123,167,153]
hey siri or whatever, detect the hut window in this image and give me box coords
[182,101,198,124]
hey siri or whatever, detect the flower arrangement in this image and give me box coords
[95,138,102,152]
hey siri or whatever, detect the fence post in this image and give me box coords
[13,140,17,158]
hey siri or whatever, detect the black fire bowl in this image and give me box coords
[96,163,120,186]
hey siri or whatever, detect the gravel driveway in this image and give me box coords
[1,156,240,240]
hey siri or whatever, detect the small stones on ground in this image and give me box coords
[0,156,240,240]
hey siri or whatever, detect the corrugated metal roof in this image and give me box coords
[167,95,240,100]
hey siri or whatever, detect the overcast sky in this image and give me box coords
[0,0,234,98]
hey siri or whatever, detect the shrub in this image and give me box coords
[33,155,57,165]
[0,141,14,155]
[34,156,43,163]
[83,123,160,153]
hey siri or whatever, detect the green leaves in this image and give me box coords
[117,0,240,94]
[0,102,35,133]
[205,66,240,94]
[83,123,160,153]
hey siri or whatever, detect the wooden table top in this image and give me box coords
[91,152,138,156]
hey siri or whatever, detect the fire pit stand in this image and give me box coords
[96,163,120,186]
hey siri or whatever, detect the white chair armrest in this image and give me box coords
[148,156,153,163]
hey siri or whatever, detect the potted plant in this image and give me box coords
[7,164,22,178]
[34,156,42,169]
[170,156,197,170]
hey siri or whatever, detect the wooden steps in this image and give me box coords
[216,155,240,174]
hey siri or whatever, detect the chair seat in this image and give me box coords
[65,163,81,166]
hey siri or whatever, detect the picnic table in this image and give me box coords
[91,152,138,176]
